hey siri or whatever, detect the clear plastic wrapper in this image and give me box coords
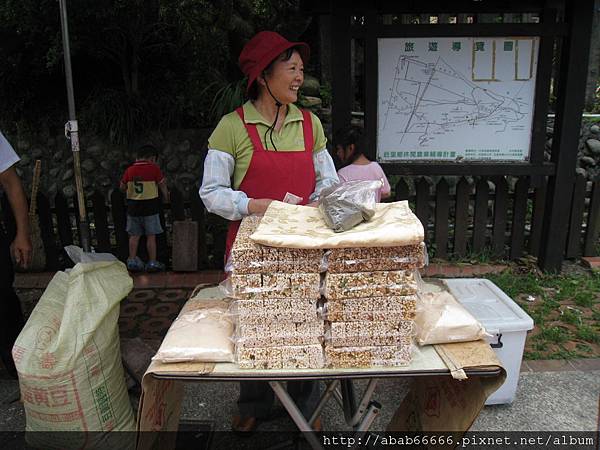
[414,268,426,292]
[318,180,383,232]
[325,320,415,347]
[420,278,446,294]
[323,296,417,322]
[230,298,319,323]
[236,344,325,369]
[324,340,414,368]
[226,215,323,274]
[234,320,324,347]
[323,242,427,273]
[323,270,419,299]
[153,299,235,363]
[229,246,323,275]
[221,272,321,300]
[414,291,490,345]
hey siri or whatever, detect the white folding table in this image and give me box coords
[148,345,501,450]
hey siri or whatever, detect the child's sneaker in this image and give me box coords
[145,260,165,272]
[127,256,145,272]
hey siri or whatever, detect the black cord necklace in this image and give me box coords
[263,78,282,152]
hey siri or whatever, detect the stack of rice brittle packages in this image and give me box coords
[226,199,426,370]
[322,244,426,368]
[227,216,325,369]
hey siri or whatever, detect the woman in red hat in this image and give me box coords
[199,31,338,433]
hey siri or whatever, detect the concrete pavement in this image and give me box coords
[0,364,597,436]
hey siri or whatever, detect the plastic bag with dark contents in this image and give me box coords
[318,180,383,232]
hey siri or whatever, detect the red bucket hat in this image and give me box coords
[238,31,310,93]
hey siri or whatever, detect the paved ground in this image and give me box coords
[0,366,598,436]
[2,268,598,448]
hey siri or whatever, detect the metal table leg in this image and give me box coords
[268,378,380,450]
[347,379,379,428]
[333,387,344,408]
[309,380,339,427]
[340,379,357,425]
[354,401,380,432]
[268,381,324,450]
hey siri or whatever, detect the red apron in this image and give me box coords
[224,106,316,262]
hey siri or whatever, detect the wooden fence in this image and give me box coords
[393,174,600,262]
[1,175,598,271]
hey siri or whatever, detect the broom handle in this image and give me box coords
[30,160,42,216]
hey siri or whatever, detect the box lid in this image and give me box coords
[442,278,534,333]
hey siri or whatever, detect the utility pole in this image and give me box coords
[58,0,91,252]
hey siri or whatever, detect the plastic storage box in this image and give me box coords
[443,278,534,405]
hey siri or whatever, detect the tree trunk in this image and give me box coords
[121,50,132,97]
[131,42,140,97]
[319,15,332,85]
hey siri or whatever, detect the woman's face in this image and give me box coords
[261,50,304,104]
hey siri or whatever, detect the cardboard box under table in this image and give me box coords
[136,290,506,450]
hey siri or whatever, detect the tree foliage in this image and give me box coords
[0,0,311,143]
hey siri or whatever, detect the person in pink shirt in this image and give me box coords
[335,125,391,201]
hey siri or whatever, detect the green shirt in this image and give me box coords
[207,101,327,190]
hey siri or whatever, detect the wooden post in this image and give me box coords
[491,176,509,258]
[364,8,378,162]
[172,221,198,272]
[565,174,587,258]
[583,181,600,256]
[434,178,449,259]
[529,8,557,188]
[191,196,208,269]
[54,192,73,248]
[472,177,490,252]
[91,190,111,253]
[331,7,352,138]
[110,189,129,262]
[510,177,530,260]
[539,0,595,272]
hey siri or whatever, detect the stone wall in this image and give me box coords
[571,120,600,180]
[10,128,212,203]
[6,118,600,206]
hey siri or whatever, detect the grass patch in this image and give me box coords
[561,308,583,326]
[548,348,579,360]
[539,326,571,344]
[485,272,544,299]
[524,350,543,359]
[484,268,600,360]
[574,292,595,308]
[576,343,594,354]
[576,325,600,344]
[449,248,503,265]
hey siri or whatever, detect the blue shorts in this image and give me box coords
[126,214,163,236]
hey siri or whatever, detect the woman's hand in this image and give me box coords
[305,201,319,207]
[248,198,274,215]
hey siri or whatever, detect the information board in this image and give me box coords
[377,37,539,161]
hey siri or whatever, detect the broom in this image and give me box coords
[28,160,46,271]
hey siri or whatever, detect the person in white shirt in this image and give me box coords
[0,131,31,378]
